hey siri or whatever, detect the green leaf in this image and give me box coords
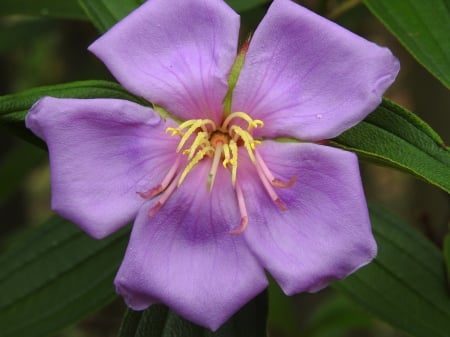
[0,0,87,19]
[0,80,146,147]
[78,0,143,33]
[303,293,372,337]
[364,0,450,88]
[267,279,298,337]
[0,216,129,337]
[444,233,450,289]
[335,204,450,337]
[119,291,268,337]
[331,99,450,194]
[225,0,270,12]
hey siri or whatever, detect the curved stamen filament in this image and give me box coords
[174,119,216,152]
[158,112,295,234]
[222,111,264,131]
[229,125,258,162]
[178,118,216,132]
[148,173,179,217]
[178,145,213,186]
[138,156,181,199]
[228,140,238,185]
[165,127,184,137]
[229,181,248,235]
[254,156,287,211]
[221,142,238,185]
[222,143,231,167]
[255,150,297,188]
[184,131,210,159]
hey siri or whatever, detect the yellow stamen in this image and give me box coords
[229,125,258,162]
[170,119,216,152]
[222,143,231,168]
[148,111,295,234]
[229,140,238,185]
[176,120,205,152]
[164,112,263,194]
[222,111,264,131]
[185,131,209,159]
[178,145,213,186]
[165,127,184,137]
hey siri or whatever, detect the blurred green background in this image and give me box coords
[0,1,448,336]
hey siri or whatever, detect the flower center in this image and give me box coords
[138,111,296,234]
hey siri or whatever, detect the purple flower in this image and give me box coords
[25,0,399,330]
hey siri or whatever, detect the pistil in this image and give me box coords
[208,142,223,191]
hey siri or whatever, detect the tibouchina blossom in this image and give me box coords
[26,0,399,330]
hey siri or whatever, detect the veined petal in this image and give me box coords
[26,97,179,239]
[115,162,268,331]
[89,0,239,124]
[240,141,376,294]
[232,0,399,141]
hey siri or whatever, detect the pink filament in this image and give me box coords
[254,156,287,211]
[255,150,297,188]
[147,174,179,217]
[137,156,181,199]
[229,181,249,234]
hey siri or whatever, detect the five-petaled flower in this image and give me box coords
[26,0,399,331]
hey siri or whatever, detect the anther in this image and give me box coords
[222,111,264,131]
[229,125,257,162]
[178,146,213,186]
[229,140,238,185]
[185,131,209,159]
[147,174,179,217]
[272,177,297,188]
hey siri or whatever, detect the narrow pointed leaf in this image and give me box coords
[0,80,145,147]
[0,0,86,19]
[335,204,450,337]
[331,99,450,194]
[364,0,450,88]
[119,291,268,337]
[444,234,450,289]
[0,216,129,337]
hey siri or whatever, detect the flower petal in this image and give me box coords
[232,0,399,140]
[89,0,239,123]
[240,141,376,294]
[115,162,268,331]
[26,97,179,239]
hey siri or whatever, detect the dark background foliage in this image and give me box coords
[0,1,449,336]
